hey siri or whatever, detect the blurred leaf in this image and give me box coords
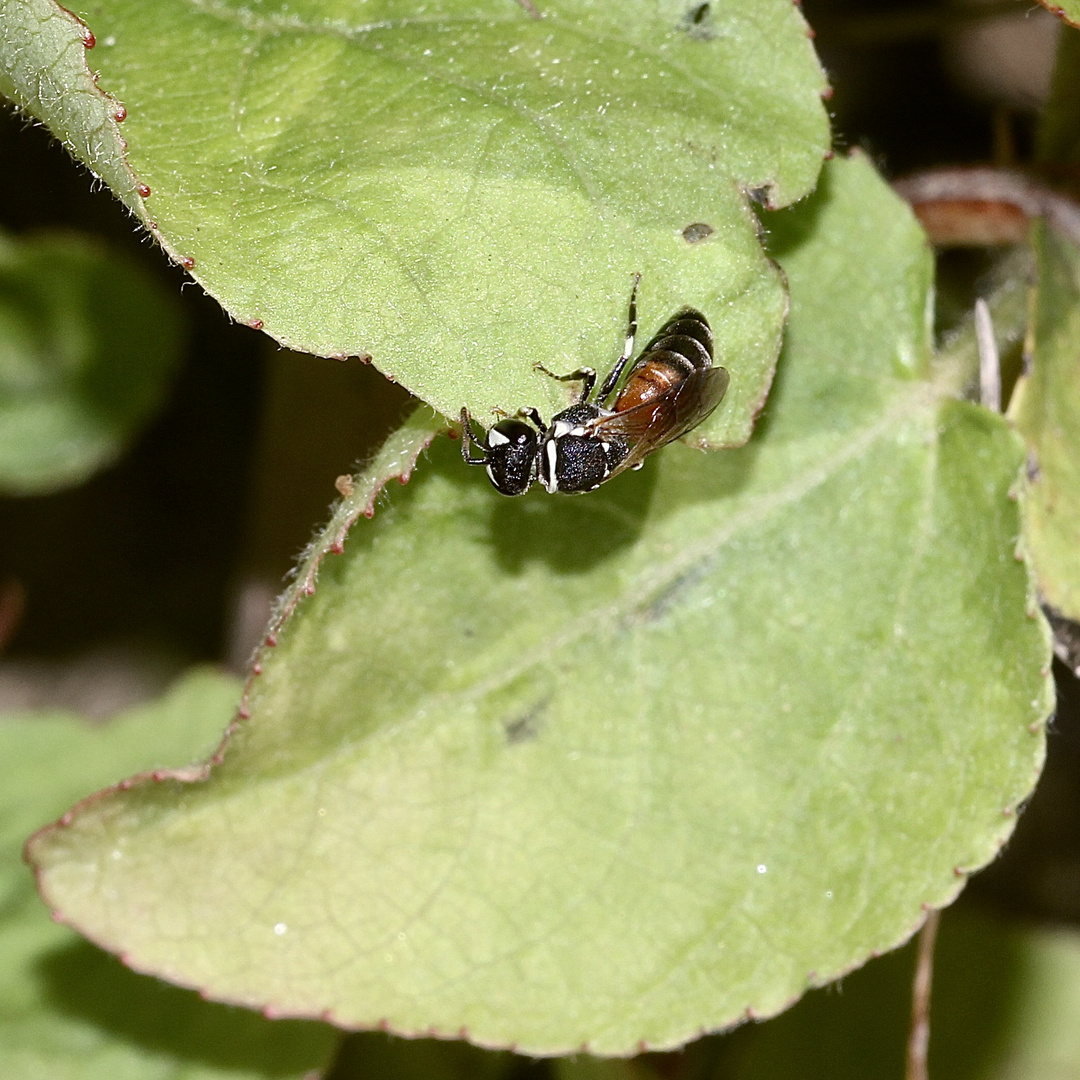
[2,0,830,444]
[1037,25,1080,163]
[329,1031,522,1080]
[553,1058,650,1079]
[0,668,338,1079]
[1009,222,1080,621]
[28,154,1051,1056]
[0,230,182,495]
[728,905,1080,1080]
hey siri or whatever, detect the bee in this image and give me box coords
[459,276,729,495]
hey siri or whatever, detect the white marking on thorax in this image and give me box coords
[542,439,560,492]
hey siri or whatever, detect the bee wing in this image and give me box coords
[589,365,730,477]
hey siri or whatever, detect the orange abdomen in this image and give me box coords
[614,359,685,412]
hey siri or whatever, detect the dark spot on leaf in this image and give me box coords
[682,222,714,243]
[626,561,712,627]
[505,698,548,743]
[747,186,771,206]
[680,1,716,38]
[1026,451,1040,482]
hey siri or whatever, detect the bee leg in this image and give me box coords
[596,272,641,405]
[534,362,597,402]
[515,406,548,434]
[459,407,488,466]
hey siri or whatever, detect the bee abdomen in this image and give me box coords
[615,353,693,411]
[640,308,712,367]
[614,308,713,412]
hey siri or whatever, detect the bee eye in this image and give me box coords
[488,420,536,449]
[485,420,538,496]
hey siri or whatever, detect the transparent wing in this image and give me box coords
[589,365,729,477]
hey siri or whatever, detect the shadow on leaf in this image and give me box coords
[36,936,337,1076]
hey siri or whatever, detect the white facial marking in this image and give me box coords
[485,464,498,484]
[570,425,587,436]
[553,420,572,438]
[487,428,510,446]
[601,442,610,453]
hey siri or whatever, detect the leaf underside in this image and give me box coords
[29,155,1052,1056]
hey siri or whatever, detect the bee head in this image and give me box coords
[484,419,539,496]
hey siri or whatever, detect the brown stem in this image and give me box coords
[894,167,1080,248]
[905,909,941,1080]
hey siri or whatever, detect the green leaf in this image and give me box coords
[0,230,182,495]
[27,154,1051,1057]
[1008,222,1080,621]
[0,669,338,1079]
[1037,27,1080,164]
[730,905,1080,1080]
[0,0,145,211]
[4,0,830,444]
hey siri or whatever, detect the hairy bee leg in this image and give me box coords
[596,271,642,405]
[459,407,488,465]
[534,362,597,402]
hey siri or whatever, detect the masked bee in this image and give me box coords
[460,276,729,495]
